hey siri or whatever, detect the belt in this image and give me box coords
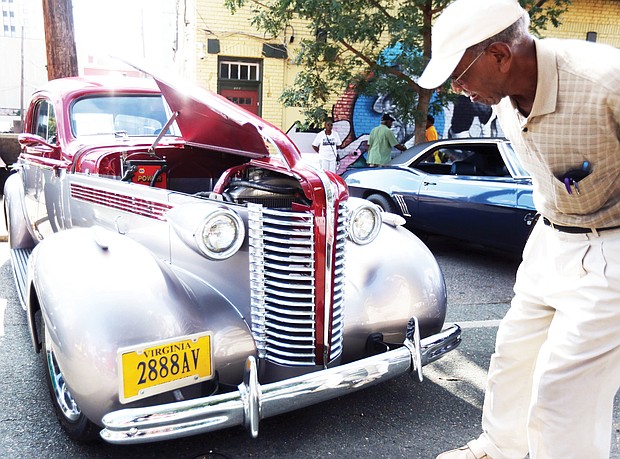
[542,217,620,234]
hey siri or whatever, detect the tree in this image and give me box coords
[42,0,78,80]
[225,0,570,143]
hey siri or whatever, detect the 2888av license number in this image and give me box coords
[119,332,212,403]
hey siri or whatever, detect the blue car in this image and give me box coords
[342,138,536,253]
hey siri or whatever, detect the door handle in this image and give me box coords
[423,181,437,186]
[524,212,537,226]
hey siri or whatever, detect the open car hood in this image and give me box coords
[129,61,300,167]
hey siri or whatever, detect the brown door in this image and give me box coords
[220,88,259,115]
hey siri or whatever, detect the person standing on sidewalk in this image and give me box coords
[311,117,342,173]
[366,114,406,166]
[417,0,620,458]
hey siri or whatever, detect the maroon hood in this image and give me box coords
[128,61,301,166]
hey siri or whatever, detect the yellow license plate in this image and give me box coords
[118,332,212,403]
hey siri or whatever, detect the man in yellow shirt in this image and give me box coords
[426,114,439,142]
[426,114,443,163]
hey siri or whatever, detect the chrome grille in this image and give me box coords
[330,205,348,360]
[248,202,347,366]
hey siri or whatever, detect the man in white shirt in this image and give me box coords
[312,117,342,173]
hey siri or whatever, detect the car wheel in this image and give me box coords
[367,193,398,214]
[41,320,100,442]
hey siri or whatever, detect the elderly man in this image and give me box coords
[418,0,620,458]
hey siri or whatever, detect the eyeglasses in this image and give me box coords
[452,49,486,88]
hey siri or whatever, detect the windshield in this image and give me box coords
[70,95,180,138]
[503,142,530,178]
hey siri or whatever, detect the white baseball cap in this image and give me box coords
[418,0,525,89]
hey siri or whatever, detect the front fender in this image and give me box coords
[28,227,255,425]
[3,172,36,249]
[342,219,447,361]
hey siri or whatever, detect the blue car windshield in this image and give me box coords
[70,95,179,138]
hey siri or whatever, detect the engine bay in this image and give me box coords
[110,146,311,210]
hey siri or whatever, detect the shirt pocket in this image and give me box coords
[551,171,616,215]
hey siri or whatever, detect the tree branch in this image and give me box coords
[338,39,420,91]
[366,0,396,20]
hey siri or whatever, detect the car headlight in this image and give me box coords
[348,204,382,245]
[195,210,245,260]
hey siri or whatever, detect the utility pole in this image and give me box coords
[42,0,78,80]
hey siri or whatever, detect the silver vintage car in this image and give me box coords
[3,69,461,444]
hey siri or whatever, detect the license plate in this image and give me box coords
[118,332,212,403]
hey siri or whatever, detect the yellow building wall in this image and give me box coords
[192,1,619,131]
[540,0,620,47]
[192,1,314,131]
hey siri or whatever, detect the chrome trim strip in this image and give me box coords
[312,169,337,365]
[393,194,411,217]
[70,183,172,220]
[100,324,461,444]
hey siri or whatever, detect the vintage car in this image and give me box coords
[342,138,536,253]
[4,70,461,444]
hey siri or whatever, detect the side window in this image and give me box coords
[414,145,509,177]
[33,99,57,144]
[448,146,509,177]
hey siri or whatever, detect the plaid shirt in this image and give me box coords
[495,38,620,228]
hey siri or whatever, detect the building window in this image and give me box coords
[228,97,253,105]
[219,61,260,81]
[586,31,597,42]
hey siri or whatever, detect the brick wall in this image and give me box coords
[540,0,620,47]
[191,2,313,129]
[191,1,619,132]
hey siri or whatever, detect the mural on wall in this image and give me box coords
[286,45,503,174]
[287,88,502,174]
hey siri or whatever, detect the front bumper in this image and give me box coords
[101,323,461,444]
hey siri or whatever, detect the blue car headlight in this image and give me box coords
[348,204,382,245]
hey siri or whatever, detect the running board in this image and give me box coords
[10,248,32,310]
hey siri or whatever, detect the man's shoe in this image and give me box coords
[436,440,488,459]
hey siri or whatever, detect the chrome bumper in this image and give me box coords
[101,323,461,444]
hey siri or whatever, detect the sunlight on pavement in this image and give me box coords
[425,347,490,410]
[458,319,502,329]
[422,319,501,410]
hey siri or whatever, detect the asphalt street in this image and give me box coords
[0,215,619,457]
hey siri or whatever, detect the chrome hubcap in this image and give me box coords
[45,327,81,422]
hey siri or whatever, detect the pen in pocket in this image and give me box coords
[560,161,592,195]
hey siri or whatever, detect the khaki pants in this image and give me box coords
[478,222,620,459]
[319,157,337,173]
